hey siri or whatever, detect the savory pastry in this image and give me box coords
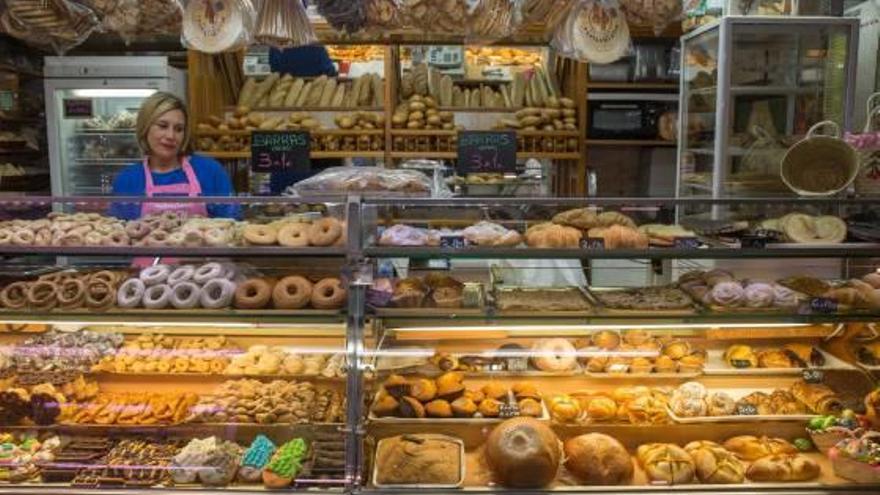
[547,394,581,423]
[758,349,794,369]
[564,433,633,485]
[374,434,462,485]
[683,441,745,484]
[636,443,696,484]
[707,392,736,416]
[724,345,758,368]
[768,390,807,415]
[745,454,821,482]
[425,400,454,418]
[485,418,561,488]
[525,223,582,248]
[586,225,649,249]
[722,436,797,461]
[552,207,600,230]
[791,380,843,415]
[783,343,825,367]
[518,398,543,417]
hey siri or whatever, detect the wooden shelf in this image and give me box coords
[224,106,384,113]
[586,82,679,90]
[586,139,677,147]
[203,151,385,159]
[197,129,385,137]
[389,151,581,160]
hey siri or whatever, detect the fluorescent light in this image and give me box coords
[391,323,814,333]
[72,89,157,98]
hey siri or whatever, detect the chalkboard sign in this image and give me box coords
[674,237,700,249]
[803,369,825,384]
[251,131,310,173]
[810,297,838,314]
[63,98,93,118]
[439,234,468,249]
[580,237,605,250]
[457,130,517,174]
[741,235,768,249]
[736,404,758,416]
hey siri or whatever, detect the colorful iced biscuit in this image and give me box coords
[262,438,308,488]
[238,435,276,483]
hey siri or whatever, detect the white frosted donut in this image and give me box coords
[167,265,196,286]
[117,278,146,308]
[200,278,236,309]
[139,264,171,286]
[531,338,578,372]
[143,284,172,309]
[171,282,201,309]
[193,262,224,285]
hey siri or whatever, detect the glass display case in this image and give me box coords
[0,194,879,494]
[677,16,859,200]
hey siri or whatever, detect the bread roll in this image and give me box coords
[485,417,560,488]
[683,441,745,484]
[746,454,820,482]
[722,436,797,461]
[564,434,633,485]
[636,443,695,484]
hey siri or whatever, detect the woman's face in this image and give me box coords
[147,109,186,161]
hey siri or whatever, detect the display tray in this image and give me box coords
[0,308,345,317]
[703,348,855,375]
[584,370,703,379]
[372,435,465,489]
[371,306,486,317]
[587,287,698,316]
[368,402,550,424]
[88,371,347,381]
[665,387,819,424]
[495,286,594,313]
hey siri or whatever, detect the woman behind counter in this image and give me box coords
[111,92,239,219]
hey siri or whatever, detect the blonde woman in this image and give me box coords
[110,91,238,219]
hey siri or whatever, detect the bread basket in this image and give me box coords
[780,121,859,196]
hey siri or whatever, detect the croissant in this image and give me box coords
[790,380,843,415]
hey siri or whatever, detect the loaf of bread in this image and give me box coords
[564,433,633,485]
[722,436,797,461]
[683,441,745,484]
[374,434,462,486]
[486,417,560,488]
[745,454,820,482]
[636,443,695,485]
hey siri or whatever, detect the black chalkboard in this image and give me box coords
[63,98,93,118]
[251,131,311,173]
[457,130,517,174]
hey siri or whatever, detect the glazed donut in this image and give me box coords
[11,229,34,246]
[140,265,171,286]
[200,278,236,309]
[58,233,83,246]
[68,225,92,237]
[272,276,313,309]
[193,263,224,285]
[144,230,170,247]
[125,221,150,240]
[310,277,347,310]
[203,228,228,246]
[104,231,130,247]
[143,284,172,309]
[531,338,577,372]
[0,229,11,245]
[0,281,29,309]
[234,278,273,309]
[86,280,115,309]
[277,223,310,247]
[307,218,343,247]
[182,230,203,247]
[167,265,196,286]
[117,278,146,308]
[90,270,118,286]
[170,282,201,309]
[84,231,105,246]
[27,281,58,310]
[243,224,278,246]
[34,229,51,246]
[57,279,86,309]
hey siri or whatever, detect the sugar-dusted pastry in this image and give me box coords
[744,282,775,308]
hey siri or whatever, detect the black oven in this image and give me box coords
[588,101,670,139]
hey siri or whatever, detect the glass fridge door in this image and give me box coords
[49,87,155,196]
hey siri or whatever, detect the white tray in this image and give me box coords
[703,348,854,375]
[372,435,464,488]
[368,400,549,424]
[666,387,818,424]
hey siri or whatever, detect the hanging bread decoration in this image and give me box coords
[315,0,367,34]
[563,0,631,64]
[253,0,316,48]
[619,0,683,35]
[182,0,254,54]
[467,0,519,41]
[3,0,101,53]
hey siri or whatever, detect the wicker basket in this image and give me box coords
[830,447,880,483]
[846,92,880,196]
[780,121,859,196]
[809,427,858,455]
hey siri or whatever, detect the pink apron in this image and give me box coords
[135,157,207,267]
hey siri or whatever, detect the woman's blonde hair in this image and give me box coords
[135,91,191,156]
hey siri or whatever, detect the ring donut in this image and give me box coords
[167,231,186,247]
[86,280,115,310]
[204,228,228,246]
[182,230,203,247]
[59,233,83,246]
[167,265,196,286]
[125,221,150,240]
[193,263,223,285]
[243,224,278,246]
[144,230,170,247]
[143,284,172,309]
[530,338,577,372]
[277,223,310,247]
[140,265,171,286]
[307,218,343,247]
[234,278,272,309]
[0,230,11,245]
[117,278,146,308]
[57,279,86,309]
[200,279,236,309]
[90,270,118,286]
[34,230,51,246]
[11,229,34,246]
[27,281,58,311]
[272,276,313,309]
[84,232,105,246]
[0,282,29,309]
[171,282,201,309]
[310,277,347,310]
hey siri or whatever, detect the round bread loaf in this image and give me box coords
[485,417,560,488]
[564,433,633,485]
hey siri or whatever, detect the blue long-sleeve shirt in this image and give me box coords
[109,154,240,220]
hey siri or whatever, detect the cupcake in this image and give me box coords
[425,400,453,418]
[451,397,477,417]
[478,398,502,418]
[410,378,437,402]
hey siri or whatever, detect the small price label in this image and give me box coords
[803,369,825,383]
[674,236,700,249]
[810,297,838,314]
[730,359,753,369]
[741,235,768,249]
[736,404,758,416]
[581,237,605,249]
[499,403,520,418]
[439,235,468,249]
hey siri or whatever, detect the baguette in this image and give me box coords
[340,82,354,108]
[319,79,337,107]
[350,77,364,107]
[295,81,313,107]
[256,95,269,109]
[250,73,280,109]
[306,76,327,106]
[722,436,797,461]
[330,83,346,107]
[238,77,258,106]
[371,75,384,106]
[283,79,305,107]
[268,80,291,107]
[357,75,373,107]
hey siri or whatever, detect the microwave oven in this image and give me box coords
[588,101,673,139]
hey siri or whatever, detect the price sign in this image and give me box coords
[499,402,520,419]
[251,131,310,173]
[63,98,93,118]
[439,234,468,249]
[810,297,838,314]
[736,404,758,416]
[803,369,825,384]
[457,130,517,174]
[674,237,700,249]
[580,237,606,250]
[741,235,768,249]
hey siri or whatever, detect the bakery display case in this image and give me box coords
[677,16,859,200]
